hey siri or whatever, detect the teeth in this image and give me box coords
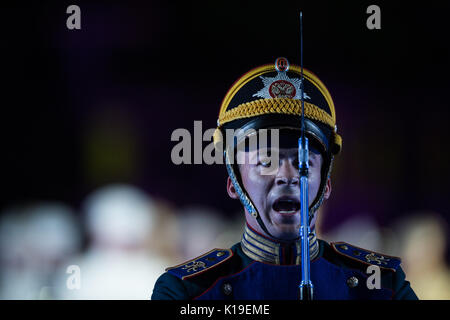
[278,210,296,214]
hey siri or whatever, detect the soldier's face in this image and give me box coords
[228,147,330,240]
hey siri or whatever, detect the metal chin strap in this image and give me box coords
[224,150,256,217]
[224,148,278,239]
[309,155,334,225]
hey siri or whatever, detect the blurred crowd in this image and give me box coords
[0,184,448,299]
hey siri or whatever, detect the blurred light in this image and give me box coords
[83,184,155,247]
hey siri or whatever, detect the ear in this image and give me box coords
[323,177,332,200]
[227,176,239,199]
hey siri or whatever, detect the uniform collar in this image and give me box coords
[240,223,319,265]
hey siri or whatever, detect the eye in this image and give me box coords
[258,157,272,167]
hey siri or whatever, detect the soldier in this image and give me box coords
[151,58,418,300]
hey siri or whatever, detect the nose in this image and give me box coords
[275,160,299,186]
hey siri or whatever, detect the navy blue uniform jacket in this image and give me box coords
[152,235,418,300]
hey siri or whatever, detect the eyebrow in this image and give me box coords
[257,148,319,157]
[308,152,320,161]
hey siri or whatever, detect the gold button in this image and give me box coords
[216,251,225,257]
[347,276,359,288]
[341,245,348,250]
[223,283,233,295]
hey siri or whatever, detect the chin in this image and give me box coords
[271,226,300,241]
[268,213,300,239]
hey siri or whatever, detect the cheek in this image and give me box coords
[308,167,322,200]
[242,168,272,203]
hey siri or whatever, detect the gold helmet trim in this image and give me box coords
[218,64,337,128]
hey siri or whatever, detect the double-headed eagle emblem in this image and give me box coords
[253,71,311,100]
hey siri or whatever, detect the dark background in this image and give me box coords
[1,1,449,242]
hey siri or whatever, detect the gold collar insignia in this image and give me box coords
[240,224,319,265]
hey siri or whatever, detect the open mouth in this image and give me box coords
[272,197,300,214]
